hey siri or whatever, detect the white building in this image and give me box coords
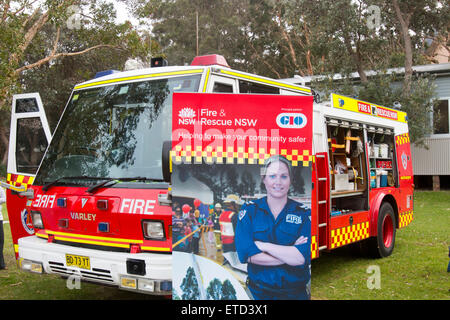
[282,63,450,190]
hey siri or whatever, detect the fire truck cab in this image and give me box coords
[4,54,413,295]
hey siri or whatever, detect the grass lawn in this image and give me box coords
[311,191,450,300]
[0,190,448,300]
[0,204,162,300]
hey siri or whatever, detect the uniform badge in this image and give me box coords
[239,209,247,221]
[286,214,302,224]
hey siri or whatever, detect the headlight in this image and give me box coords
[142,220,165,240]
[31,211,44,229]
[20,259,43,274]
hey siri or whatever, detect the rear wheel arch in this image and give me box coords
[380,194,399,229]
[370,193,399,236]
[368,200,397,258]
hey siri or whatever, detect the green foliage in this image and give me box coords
[0,1,153,164]
[220,279,237,300]
[399,75,437,145]
[206,278,222,300]
[313,71,437,145]
[312,191,450,300]
[180,266,200,300]
[205,278,237,300]
[0,0,447,161]
[0,1,152,109]
[125,0,447,144]
[359,73,437,146]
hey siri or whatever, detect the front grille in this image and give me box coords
[48,261,114,283]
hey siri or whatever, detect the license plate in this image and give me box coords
[65,254,90,270]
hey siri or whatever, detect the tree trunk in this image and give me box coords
[343,31,368,83]
[392,0,413,94]
[0,127,9,166]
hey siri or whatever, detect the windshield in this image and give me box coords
[35,74,201,186]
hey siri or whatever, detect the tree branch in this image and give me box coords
[392,0,413,93]
[19,0,77,54]
[1,1,11,25]
[274,7,300,75]
[21,5,40,28]
[19,10,49,53]
[244,34,281,78]
[302,19,313,76]
[13,0,40,17]
[51,26,61,56]
[14,44,122,75]
[342,29,368,83]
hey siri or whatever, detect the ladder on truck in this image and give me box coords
[316,152,330,254]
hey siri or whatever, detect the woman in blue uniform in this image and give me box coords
[236,155,311,300]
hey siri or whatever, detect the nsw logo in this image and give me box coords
[401,152,408,170]
[276,113,307,129]
[21,209,34,235]
[178,107,196,119]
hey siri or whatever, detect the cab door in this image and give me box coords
[4,93,51,258]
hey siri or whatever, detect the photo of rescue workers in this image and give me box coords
[171,155,312,300]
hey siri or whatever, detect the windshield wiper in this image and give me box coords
[86,177,164,194]
[42,176,107,192]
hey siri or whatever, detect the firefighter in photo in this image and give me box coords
[219,195,242,253]
[213,203,222,231]
[235,155,311,300]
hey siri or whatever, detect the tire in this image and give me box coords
[368,202,396,258]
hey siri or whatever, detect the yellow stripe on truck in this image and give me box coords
[219,69,312,94]
[74,69,204,90]
[45,230,143,244]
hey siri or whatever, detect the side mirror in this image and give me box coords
[161,140,172,183]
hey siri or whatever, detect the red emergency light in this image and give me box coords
[191,54,230,68]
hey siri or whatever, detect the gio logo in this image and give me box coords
[276,113,307,129]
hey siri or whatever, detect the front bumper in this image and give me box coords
[18,236,172,295]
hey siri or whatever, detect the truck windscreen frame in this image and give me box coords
[34,74,201,186]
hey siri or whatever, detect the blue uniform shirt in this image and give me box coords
[236,197,311,293]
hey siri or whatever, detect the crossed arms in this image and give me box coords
[249,236,308,267]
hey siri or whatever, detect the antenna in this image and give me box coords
[196,11,199,56]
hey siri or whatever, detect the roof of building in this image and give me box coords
[281,63,450,86]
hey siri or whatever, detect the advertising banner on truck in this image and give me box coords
[171,93,314,300]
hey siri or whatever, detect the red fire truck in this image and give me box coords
[4,54,413,295]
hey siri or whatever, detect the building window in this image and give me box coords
[433,99,449,134]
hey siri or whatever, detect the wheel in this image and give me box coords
[368,202,396,258]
